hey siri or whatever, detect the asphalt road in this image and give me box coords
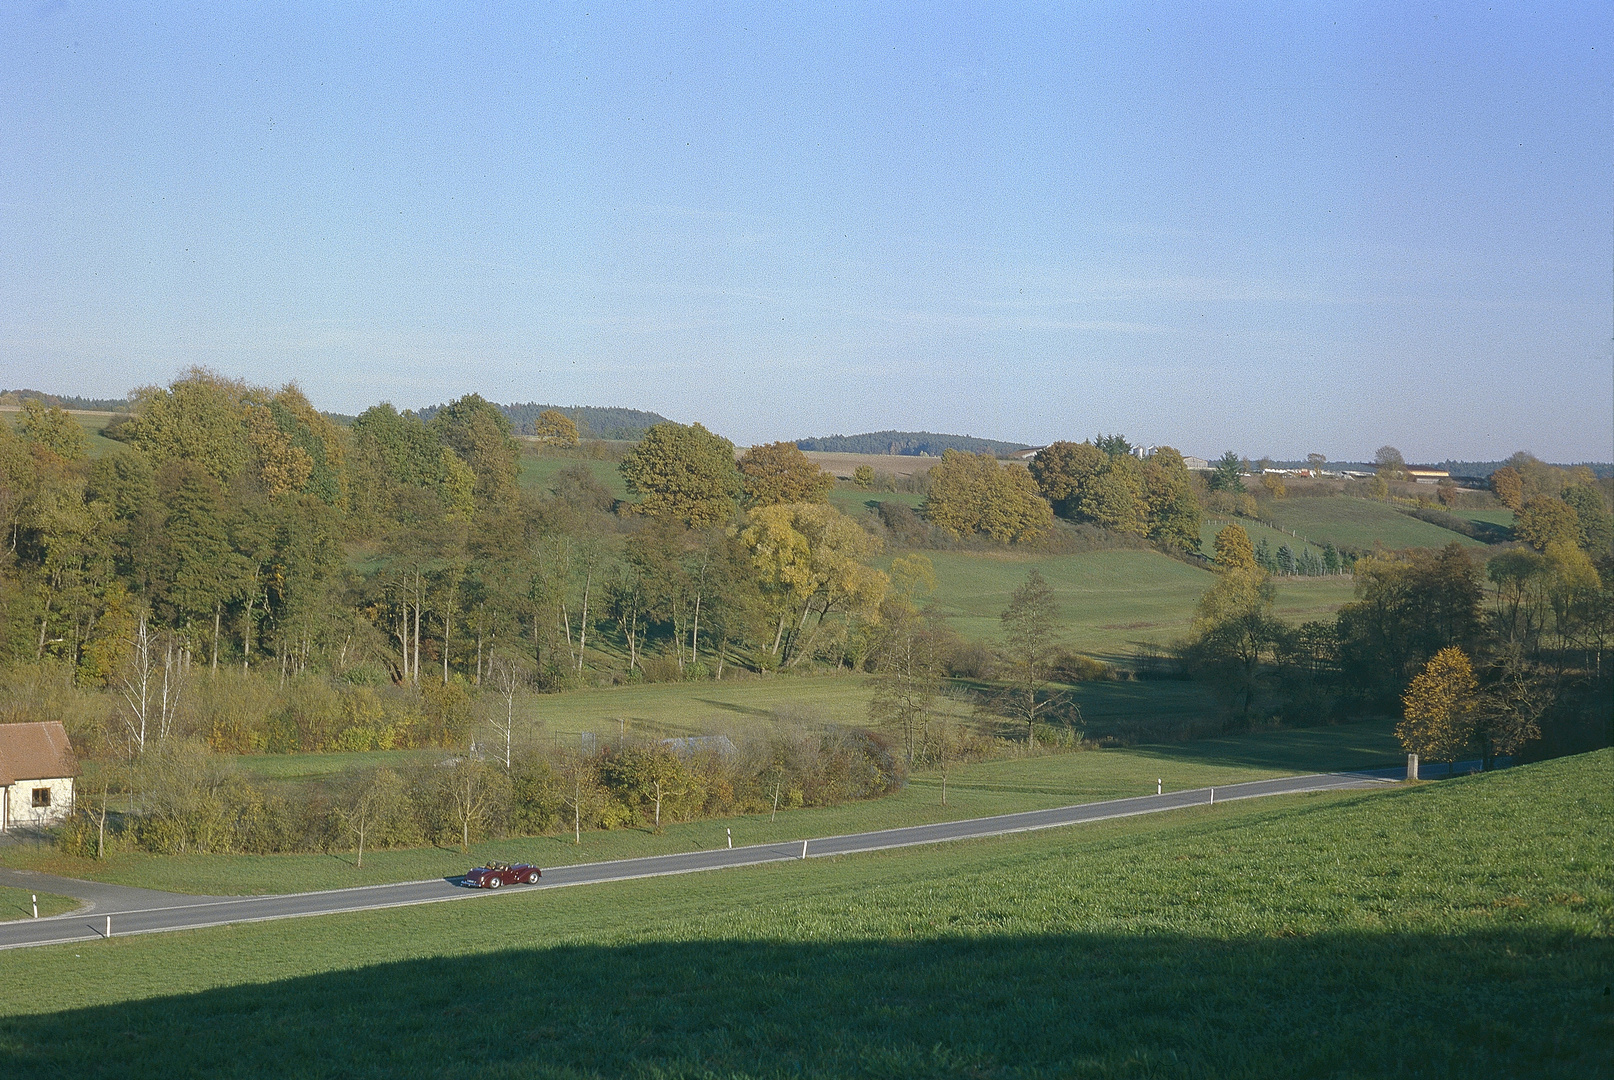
[0,767,1400,951]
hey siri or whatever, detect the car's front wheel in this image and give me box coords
[487,876,501,888]
[527,871,540,884]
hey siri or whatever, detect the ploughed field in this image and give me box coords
[0,750,1605,1078]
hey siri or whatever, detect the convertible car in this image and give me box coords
[464,862,542,888]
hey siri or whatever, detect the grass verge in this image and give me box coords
[0,750,1607,1077]
[0,887,78,921]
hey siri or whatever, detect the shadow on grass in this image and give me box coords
[1124,721,1404,774]
[5,929,1607,1078]
[694,698,776,718]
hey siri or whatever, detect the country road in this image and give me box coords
[0,767,1401,951]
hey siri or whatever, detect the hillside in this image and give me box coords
[1261,496,1485,551]
[797,430,1032,457]
[420,401,671,440]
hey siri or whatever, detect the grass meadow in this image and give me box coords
[1199,516,1327,562]
[0,750,1606,1077]
[918,548,1356,658]
[0,720,1404,896]
[1260,496,1483,551]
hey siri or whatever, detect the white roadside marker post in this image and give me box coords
[801,839,808,860]
[727,828,732,849]
[1157,779,1162,796]
[1209,787,1214,806]
[105,916,111,939]
[32,894,37,919]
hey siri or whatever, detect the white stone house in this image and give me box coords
[0,721,78,831]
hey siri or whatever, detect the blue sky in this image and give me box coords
[2,2,1609,461]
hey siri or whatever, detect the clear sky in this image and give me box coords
[2,2,1609,462]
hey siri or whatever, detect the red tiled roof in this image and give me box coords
[0,722,79,785]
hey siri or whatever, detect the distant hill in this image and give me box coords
[1266,458,1614,480]
[0,388,132,412]
[419,402,672,441]
[796,430,1033,457]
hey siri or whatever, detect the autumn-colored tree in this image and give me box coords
[740,502,888,666]
[1260,473,1287,499]
[922,450,1052,543]
[1489,466,1524,511]
[1213,524,1257,571]
[532,409,580,447]
[1398,647,1476,766]
[1027,441,1106,517]
[1515,496,1580,552]
[852,464,875,490]
[619,422,741,527]
[738,441,833,507]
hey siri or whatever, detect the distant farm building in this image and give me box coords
[1405,466,1451,484]
[0,722,78,831]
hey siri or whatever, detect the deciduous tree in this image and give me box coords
[922,450,1052,543]
[532,409,580,447]
[1213,524,1257,571]
[1490,466,1524,511]
[1515,496,1580,552]
[1398,647,1476,767]
[738,441,834,507]
[619,422,741,527]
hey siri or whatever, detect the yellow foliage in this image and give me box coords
[1398,647,1476,763]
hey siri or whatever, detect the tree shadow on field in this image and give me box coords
[3,928,1608,1078]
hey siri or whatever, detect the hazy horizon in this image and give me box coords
[3,4,1610,463]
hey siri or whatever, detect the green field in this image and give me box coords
[1,751,1606,1077]
[920,548,1355,659]
[1261,496,1482,550]
[1200,516,1327,562]
[0,887,78,921]
[1455,507,1517,527]
[1,720,1403,896]
[516,451,629,500]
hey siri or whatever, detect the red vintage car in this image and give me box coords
[464,862,542,888]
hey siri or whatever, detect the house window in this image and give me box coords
[31,788,50,808]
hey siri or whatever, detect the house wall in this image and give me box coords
[1,777,75,830]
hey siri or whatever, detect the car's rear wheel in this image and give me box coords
[487,875,501,888]
[527,871,540,884]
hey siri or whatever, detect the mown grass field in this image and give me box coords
[920,548,1355,658]
[1261,496,1483,550]
[1,751,1606,1078]
[0,886,77,921]
[0,720,1403,896]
